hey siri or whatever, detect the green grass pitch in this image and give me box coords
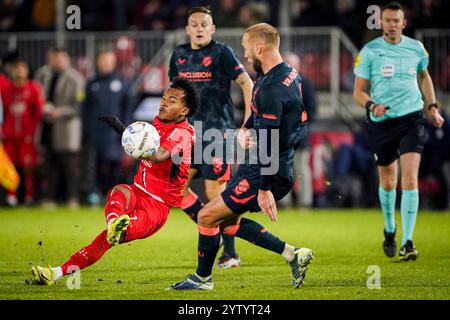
[0,207,449,300]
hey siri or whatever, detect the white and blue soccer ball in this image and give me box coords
[121,121,160,160]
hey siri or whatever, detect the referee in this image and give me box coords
[353,1,444,261]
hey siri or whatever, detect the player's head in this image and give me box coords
[186,6,215,50]
[96,51,117,75]
[242,23,280,73]
[158,77,199,123]
[10,58,29,83]
[381,1,407,43]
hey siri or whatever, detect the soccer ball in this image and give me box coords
[121,121,160,160]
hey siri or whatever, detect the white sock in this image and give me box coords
[195,273,211,282]
[282,244,296,262]
[52,267,63,281]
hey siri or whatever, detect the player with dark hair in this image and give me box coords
[27,78,199,285]
[353,1,444,260]
[169,24,314,291]
[169,6,254,268]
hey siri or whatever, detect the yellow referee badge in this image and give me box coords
[419,42,429,57]
[354,55,361,67]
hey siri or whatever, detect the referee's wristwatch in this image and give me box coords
[365,100,376,112]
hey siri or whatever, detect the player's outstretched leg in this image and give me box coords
[169,197,314,290]
[26,184,138,285]
[26,230,112,285]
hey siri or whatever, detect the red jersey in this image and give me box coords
[133,116,195,207]
[0,73,10,102]
[0,74,10,134]
[2,80,44,141]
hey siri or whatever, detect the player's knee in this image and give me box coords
[401,176,418,190]
[110,184,129,196]
[380,175,397,191]
[109,184,134,211]
[381,181,396,191]
[197,207,216,227]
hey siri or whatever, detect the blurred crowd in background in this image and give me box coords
[1,0,450,46]
[0,47,137,209]
[0,0,449,210]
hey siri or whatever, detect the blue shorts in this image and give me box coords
[221,165,293,214]
[191,140,232,181]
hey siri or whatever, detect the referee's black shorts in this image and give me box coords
[366,111,427,166]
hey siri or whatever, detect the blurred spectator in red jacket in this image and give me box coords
[2,58,44,206]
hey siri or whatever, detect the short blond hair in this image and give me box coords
[244,23,280,48]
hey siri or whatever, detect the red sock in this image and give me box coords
[60,230,111,275]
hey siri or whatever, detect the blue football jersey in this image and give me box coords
[249,62,307,179]
[169,40,246,134]
[354,35,429,122]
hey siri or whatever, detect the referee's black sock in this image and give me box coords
[196,226,221,278]
[235,218,285,254]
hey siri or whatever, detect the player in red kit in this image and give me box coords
[2,59,44,206]
[0,71,11,142]
[27,77,199,285]
[0,72,10,102]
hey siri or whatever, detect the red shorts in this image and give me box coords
[108,184,170,243]
[4,140,38,167]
